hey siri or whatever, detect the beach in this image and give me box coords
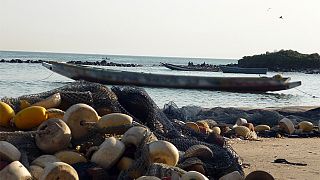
[230,138,320,180]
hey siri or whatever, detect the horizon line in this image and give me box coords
[0,49,239,60]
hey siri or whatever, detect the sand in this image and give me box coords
[229,137,320,180]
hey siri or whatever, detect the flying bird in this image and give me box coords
[279,16,283,19]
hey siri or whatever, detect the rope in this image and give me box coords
[0,129,50,141]
[295,88,319,98]
[38,72,54,81]
[0,129,49,137]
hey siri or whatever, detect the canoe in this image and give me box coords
[220,66,268,74]
[42,61,301,92]
[162,63,219,72]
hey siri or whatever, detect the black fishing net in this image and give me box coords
[0,81,243,179]
[1,81,123,114]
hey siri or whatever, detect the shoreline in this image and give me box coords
[1,58,320,74]
[230,137,320,180]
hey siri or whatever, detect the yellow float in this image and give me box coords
[0,101,15,127]
[54,151,87,165]
[13,106,47,130]
[97,113,133,129]
[298,121,314,132]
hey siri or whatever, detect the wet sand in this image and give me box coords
[230,138,320,180]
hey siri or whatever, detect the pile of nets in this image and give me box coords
[1,81,243,179]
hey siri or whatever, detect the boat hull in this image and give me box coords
[220,66,268,74]
[162,63,219,72]
[43,62,301,92]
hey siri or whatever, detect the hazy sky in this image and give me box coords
[1,0,319,59]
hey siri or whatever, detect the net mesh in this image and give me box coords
[1,81,243,179]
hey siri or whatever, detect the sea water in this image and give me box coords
[0,51,319,108]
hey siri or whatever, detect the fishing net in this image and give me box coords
[1,81,123,114]
[163,101,203,121]
[0,81,243,179]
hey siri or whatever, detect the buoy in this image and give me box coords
[40,162,79,180]
[33,93,61,109]
[117,157,134,171]
[243,123,255,132]
[0,141,21,162]
[181,171,209,180]
[148,140,179,166]
[179,157,206,175]
[46,108,65,120]
[211,126,221,135]
[245,170,274,180]
[234,118,248,127]
[63,103,99,139]
[197,119,217,128]
[121,126,150,147]
[0,161,32,180]
[29,165,44,180]
[219,171,243,180]
[196,121,211,133]
[54,151,87,165]
[279,118,295,134]
[91,137,125,169]
[13,106,48,130]
[186,122,200,133]
[136,176,161,180]
[35,118,72,154]
[31,155,60,168]
[298,121,313,132]
[254,125,271,132]
[187,164,206,175]
[0,101,15,127]
[19,100,31,110]
[97,113,132,129]
[184,145,213,159]
[233,126,251,138]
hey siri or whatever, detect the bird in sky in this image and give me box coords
[279,16,283,19]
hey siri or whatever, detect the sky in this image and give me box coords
[0,0,319,59]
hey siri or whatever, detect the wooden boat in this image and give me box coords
[42,61,301,92]
[162,63,219,72]
[220,66,268,74]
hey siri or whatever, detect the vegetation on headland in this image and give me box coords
[238,50,320,73]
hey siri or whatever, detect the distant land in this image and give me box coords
[238,50,320,73]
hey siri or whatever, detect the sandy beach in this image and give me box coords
[230,137,320,180]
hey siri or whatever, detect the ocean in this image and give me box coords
[0,50,319,108]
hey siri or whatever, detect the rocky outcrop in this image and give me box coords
[238,50,320,72]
